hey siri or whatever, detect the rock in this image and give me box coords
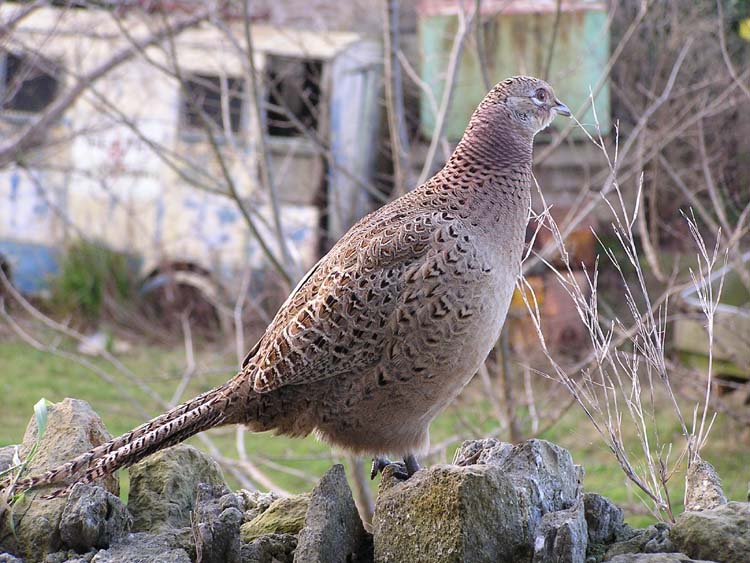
[168,527,196,559]
[684,460,727,512]
[532,501,587,563]
[453,438,514,466]
[0,553,24,563]
[91,532,191,563]
[584,492,632,561]
[127,444,225,532]
[241,533,297,563]
[373,439,581,563]
[240,494,310,542]
[238,490,280,523]
[0,446,17,474]
[671,501,750,563]
[192,483,242,563]
[374,463,504,562]
[294,464,370,563]
[584,493,626,545]
[607,554,714,562]
[44,549,97,562]
[482,439,582,517]
[20,399,118,495]
[0,399,117,561]
[605,523,673,559]
[59,484,131,552]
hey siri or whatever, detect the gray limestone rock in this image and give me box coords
[126,444,225,532]
[532,501,588,563]
[191,483,242,563]
[238,490,280,523]
[373,439,581,563]
[584,493,626,545]
[684,460,727,512]
[607,554,715,563]
[0,399,117,561]
[59,484,131,552]
[44,549,96,562]
[90,532,191,563]
[671,501,750,563]
[605,523,674,559]
[241,533,297,563]
[293,464,370,563]
[453,438,514,466]
[0,446,17,474]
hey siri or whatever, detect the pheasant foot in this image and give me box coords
[370,454,421,480]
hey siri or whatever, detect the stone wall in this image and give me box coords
[1,399,748,563]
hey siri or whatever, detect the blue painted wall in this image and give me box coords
[0,240,59,294]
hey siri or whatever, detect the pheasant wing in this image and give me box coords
[242,204,441,393]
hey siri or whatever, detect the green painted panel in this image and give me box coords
[419,9,610,141]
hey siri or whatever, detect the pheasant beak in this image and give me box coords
[552,99,571,117]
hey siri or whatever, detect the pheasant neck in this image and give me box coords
[438,117,534,187]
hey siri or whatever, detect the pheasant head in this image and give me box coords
[469,76,570,139]
[455,76,570,170]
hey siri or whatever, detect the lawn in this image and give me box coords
[1,339,748,528]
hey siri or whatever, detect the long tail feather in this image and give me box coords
[5,376,243,496]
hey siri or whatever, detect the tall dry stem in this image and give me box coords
[520,102,726,520]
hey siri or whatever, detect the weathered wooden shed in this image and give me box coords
[417,0,610,140]
[0,6,382,294]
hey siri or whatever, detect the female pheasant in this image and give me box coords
[8,76,570,495]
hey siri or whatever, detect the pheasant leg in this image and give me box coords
[370,454,421,480]
[404,454,421,477]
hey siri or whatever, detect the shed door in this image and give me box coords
[327,40,382,240]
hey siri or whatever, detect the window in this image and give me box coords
[264,56,322,138]
[1,51,59,113]
[181,74,245,134]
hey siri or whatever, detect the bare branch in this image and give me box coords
[241,0,295,278]
[0,8,211,167]
[716,0,750,102]
[417,2,476,185]
[0,0,47,38]
[382,0,412,197]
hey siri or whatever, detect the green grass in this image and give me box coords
[1,339,748,528]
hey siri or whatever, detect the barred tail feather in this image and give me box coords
[7,376,241,497]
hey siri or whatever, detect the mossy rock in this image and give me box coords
[127,444,226,532]
[240,494,310,542]
[0,399,116,561]
[372,440,581,563]
[671,502,750,563]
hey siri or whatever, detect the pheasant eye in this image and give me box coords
[535,89,547,101]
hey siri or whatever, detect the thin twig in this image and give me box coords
[241,0,295,277]
[417,2,476,185]
[0,9,211,167]
[543,0,563,81]
[382,0,412,197]
[169,313,197,407]
[716,0,750,102]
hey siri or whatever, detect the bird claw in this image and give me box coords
[370,455,420,480]
[370,457,408,480]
